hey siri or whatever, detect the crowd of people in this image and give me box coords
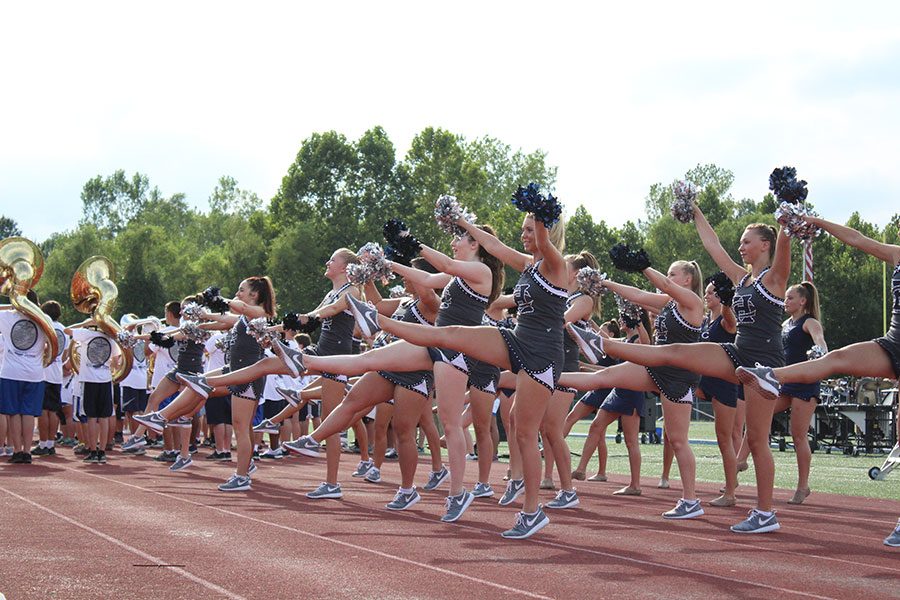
[2,182,899,545]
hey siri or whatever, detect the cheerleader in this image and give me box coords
[567,205,790,533]
[297,208,568,539]
[696,275,741,506]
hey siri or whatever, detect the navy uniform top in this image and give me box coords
[731,268,785,366]
[646,300,701,401]
[782,314,814,366]
[318,283,356,356]
[702,314,735,344]
[563,291,591,371]
[436,277,488,328]
[228,316,264,370]
[497,261,568,390]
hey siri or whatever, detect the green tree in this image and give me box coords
[0,216,22,238]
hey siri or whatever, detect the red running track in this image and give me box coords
[1,450,898,600]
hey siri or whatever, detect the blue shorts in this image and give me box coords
[252,404,265,427]
[579,388,612,409]
[158,392,179,411]
[600,388,644,417]
[0,378,46,417]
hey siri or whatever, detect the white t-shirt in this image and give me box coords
[148,341,179,390]
[119,339,149,390]
[43,321,68,385]
[0,310,49,382]
[204,333,227,372]
[71,328,118,384]
[261,349,282,401]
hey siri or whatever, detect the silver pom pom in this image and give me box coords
[774,202,822,242]
[807,345,826,360]
[181,302,205,322]
[576,267,608,297]
[346,263,373,286]
[389,285,407,298]
[181,321,212,343]
[247,317,277,348]
[214,335,228,351]
[434,194,476,236]
[117,330,137,349]
[670,180,698,224]
[615,294,642,325]
[356,242,395,284]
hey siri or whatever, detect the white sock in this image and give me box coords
[757,509,773,517]
[399,487,414,494]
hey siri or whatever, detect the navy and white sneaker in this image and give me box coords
[218,474,251,492]
[253,419,280,435]
[441,490,475,523]
[472,482,495,498]
[501,506,550,540]
[423,465,449,491]
[884,520,900,547]
[134,412,167,433]
[169,455,193,472]
[306,482,343,499]
[364,466,382,483]
[663,498,704,519]
[177,373,213,399]
[730,509,780,533]
[498,478,525,506]
[247,461,258,476]
[386,488,421,511]
[566,323,605,364]
[275,386,301,407]
[351,459,374,478]
[546,489,580,509]
[168,416,193,429]
[736,364,780,401]
[273,340,305,378]
[347,294,382,338]
[260,447,284,459]
[121,435,147,452]
[284,435,321,458]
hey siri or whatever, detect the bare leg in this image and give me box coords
[468,388,496,485]
[304,341,435,378]
[662,397,695,499]
[513,372,554,513]
[435,363,470,497]
[309,372,394,443]
[745,388,777,511]
[602,340,737,381]
[733,398,747,467]
[661,432,674,481]
[772,342,895,383]
[418,401,443,472]
[542,389,575,491]
[204,356,291,388]
[620,413,643,489]
[498,391,521,479]
[372,403,393,470]
[321,378,348,486]
[559,362,665,394]
[541,425,555,482]
[788,396,817,494]
[576,409,617,475]
[713,399,738,497]
[231,396,256,477]
[564,401,596,436]
[375,321,512,372]
[393,389,427,488]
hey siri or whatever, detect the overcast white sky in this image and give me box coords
[2,1,899,242]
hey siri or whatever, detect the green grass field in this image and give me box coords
[493,420,900,499]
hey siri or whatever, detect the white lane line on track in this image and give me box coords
[58,466,834,600]
[0,486,248,600]
[53,467,554,600]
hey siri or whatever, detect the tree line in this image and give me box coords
[3,125,898,350]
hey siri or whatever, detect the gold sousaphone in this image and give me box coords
[70,256,133,383]
[0,237,58,366]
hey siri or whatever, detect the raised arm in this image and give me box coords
[391,261,452,290]
[533,220,567,286]
[418,245,491,290]
[309,286,362,319]
[456,218,531,272]
[564,294,593,324]
[603,280,670,313]
[364,281,404,316]
[720,305,737,335]
[765,227,792,293]
[806,215,900,265]
[223,298,268,320]
[693,205,745,283]
[641,267,703,318]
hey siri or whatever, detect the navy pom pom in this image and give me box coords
[511,183,563,228]
[383,218,422,262]
[705,271,735,307]
[609,243,651,273]
[282,312,302,331]
[769,166,808,204]
[149,331,175,349]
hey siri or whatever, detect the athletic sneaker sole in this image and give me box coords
[730,521,781,534]
[440,493,475,523]
[284,443,320,458]
[386,494,421,511]
[735,368,778,401]
[662,507,705,520]
[501,515,550,539]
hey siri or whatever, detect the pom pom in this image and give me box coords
[201,286,221,306]
[298,316,321,334]
[383,218,422,262]
[389,285,407,299]
[510,183,563,228]
[117,330,137,349]
[149,331,175,349]
[384,245,411,267]
[434,194,476,236]
[615,294,643,329]
[774,202,822,242]
[705,271,735,307]
[670,180,698,223]
[247,317,277,349]
[281,312,302,331]
[769,166,808,204]
[357,242,394,284]
[608,243,652,273]
[180,302,205,322]
[346,263,373,286]
[181,321,211,343]
[214,335,229,352]
[576,267,608,297]
[807,345,827,361]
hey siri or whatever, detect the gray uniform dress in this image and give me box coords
[874,263,900,378]
[719,268,786,369]
[646,300,702,403]
[376,299,436,398]
[556,291,591,394]
[224,315,266,400]
[303,283,356,383]
[499,261,567,392]
[165,329,205,383]
[426,277,500,394]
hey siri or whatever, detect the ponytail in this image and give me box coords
[246,276,277,318]
[475,224,506,304]
[791,281,821,321]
